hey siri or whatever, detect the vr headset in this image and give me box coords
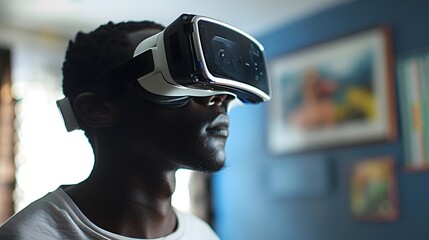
[57,14,271,132]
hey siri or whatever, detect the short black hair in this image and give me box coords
[62,21,164,103]
[61,21,164,142]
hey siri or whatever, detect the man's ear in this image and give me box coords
[73,92,114,128]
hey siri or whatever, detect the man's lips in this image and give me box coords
[207,114,230,138]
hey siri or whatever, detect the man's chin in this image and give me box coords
[200,160,226,174]
[194,153,226,174]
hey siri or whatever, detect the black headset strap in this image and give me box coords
[99,49,191,107]
[100,49,155,99]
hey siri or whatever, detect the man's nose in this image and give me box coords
[202,94,230,107]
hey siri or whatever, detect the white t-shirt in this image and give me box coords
[0,187,219,240]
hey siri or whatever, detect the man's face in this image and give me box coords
[110,85,231,172]
[103,28,232,172]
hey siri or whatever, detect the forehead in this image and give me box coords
[126,28,163,50]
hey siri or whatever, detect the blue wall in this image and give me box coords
[212,1,429,240]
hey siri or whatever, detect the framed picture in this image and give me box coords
[397,48,429,171]
[268,27,396,155]
[350,157,399,221]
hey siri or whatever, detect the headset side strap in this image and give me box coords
[100,49,155,99]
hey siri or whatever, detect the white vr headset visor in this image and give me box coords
[57,14,271,132]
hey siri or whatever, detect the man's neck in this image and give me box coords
[65,165,178,239]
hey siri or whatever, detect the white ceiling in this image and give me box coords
[0,0,348,38]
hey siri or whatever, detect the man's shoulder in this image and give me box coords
[0,189,72,239]
[175,210,220,240]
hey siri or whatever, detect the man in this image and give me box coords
[0,14,270,239]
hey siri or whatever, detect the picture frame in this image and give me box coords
[350,157,399,221]
[268,27,396,155]
[397,48,429,171]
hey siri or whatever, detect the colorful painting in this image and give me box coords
[350,157,398,221]
[268,27,396,154]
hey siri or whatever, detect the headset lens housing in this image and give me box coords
[193,17,270,103]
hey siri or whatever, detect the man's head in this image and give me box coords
[62,21,166,146]
[61,21,231,173]
[62,21,165,123]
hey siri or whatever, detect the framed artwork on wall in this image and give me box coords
[268,27,396,155]
[397,48,429,171]
[349,157,399,221]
